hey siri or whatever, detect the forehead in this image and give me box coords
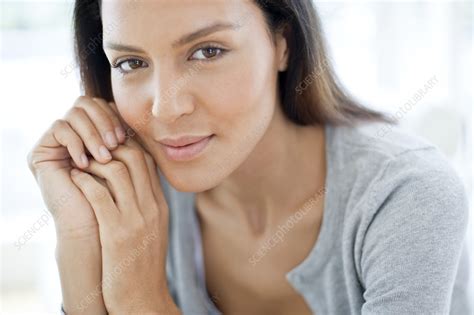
[101,0,257,44]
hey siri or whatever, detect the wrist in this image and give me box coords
[55,235,105,315]
[55,234,102,264]
[108,292,179,315]
[55,221,100,241]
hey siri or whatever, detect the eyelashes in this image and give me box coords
[111,58,147,74]
[110,44,228,76]
[189,44,227,61]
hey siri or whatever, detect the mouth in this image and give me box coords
[158,135,214,162]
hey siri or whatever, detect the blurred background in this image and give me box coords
[1,0,472,314]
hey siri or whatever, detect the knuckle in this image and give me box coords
[145,209,161,226]
[73,95,89,107]
[52,119,67,130]
[89,186,109,202]
[51,120,70,145]
[110,228,131,246]
[126,147,145,161]
[26,149,37,172]
[77,99,112,129]
[92,97,107,106]
[72,171,87,184]
[108,161,128,175]
[130,216,147,233]
[65,106,85,120]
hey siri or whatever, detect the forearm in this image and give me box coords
[55,231,107,315]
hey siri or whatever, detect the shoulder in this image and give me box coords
[326,122,469,230]
[328,124,471,312]
[327,121,439,167]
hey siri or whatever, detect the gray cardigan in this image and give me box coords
[161,123,471,315]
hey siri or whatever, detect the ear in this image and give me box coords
[275,29,289,72]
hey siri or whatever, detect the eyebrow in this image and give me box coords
[104,21,241,53]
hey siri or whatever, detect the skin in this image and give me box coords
[28,97,179,313]
[103,0,326,314]
[28,0,326,314]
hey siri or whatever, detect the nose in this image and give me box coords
[151,64,195,123]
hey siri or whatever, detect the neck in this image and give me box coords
[197,107,326,235]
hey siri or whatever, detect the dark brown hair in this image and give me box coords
[73,0,393,126]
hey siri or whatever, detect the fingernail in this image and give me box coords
[99,145,112,160]
[105,131,118,148]
[115,127,126,143]
[71,168,79,176]
[80,153,89,167]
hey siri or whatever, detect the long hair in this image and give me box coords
[73,0,393,126]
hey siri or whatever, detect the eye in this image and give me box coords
[111,58,148,75]
[189,45,227,62]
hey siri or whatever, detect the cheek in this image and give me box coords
[112,80,151,133]
[199,50,277,134]
[166,51,276,189]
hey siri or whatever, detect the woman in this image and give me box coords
[27,0,470,314]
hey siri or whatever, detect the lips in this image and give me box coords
[158,134,214,161]
[158,135,212,147]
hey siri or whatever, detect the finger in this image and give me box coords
[51,119,89,168]
[143,153,167,211]
[64,106,112,164]
[70,159,110,189]
[107,101,130,130]
[125,140,167,217]
[122,126,148,155]
[108,101,146,146]
[91,98,127,144]
[91,173,108,190]
[125,140,162,198]
[110,144,155,212]
[75,97,119,150]
[79,158,138,214]
[71,160,120,204]
[70,168,119,225]
[107,101,134,141]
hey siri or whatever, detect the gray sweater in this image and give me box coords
[161,123,471,315]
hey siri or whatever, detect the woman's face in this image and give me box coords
[102,0,288,192]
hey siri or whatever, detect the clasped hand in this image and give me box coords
[70,137,174,314]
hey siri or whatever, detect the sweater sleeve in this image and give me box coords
[360,151,470,314]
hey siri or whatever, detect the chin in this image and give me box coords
[159,165,223,193]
